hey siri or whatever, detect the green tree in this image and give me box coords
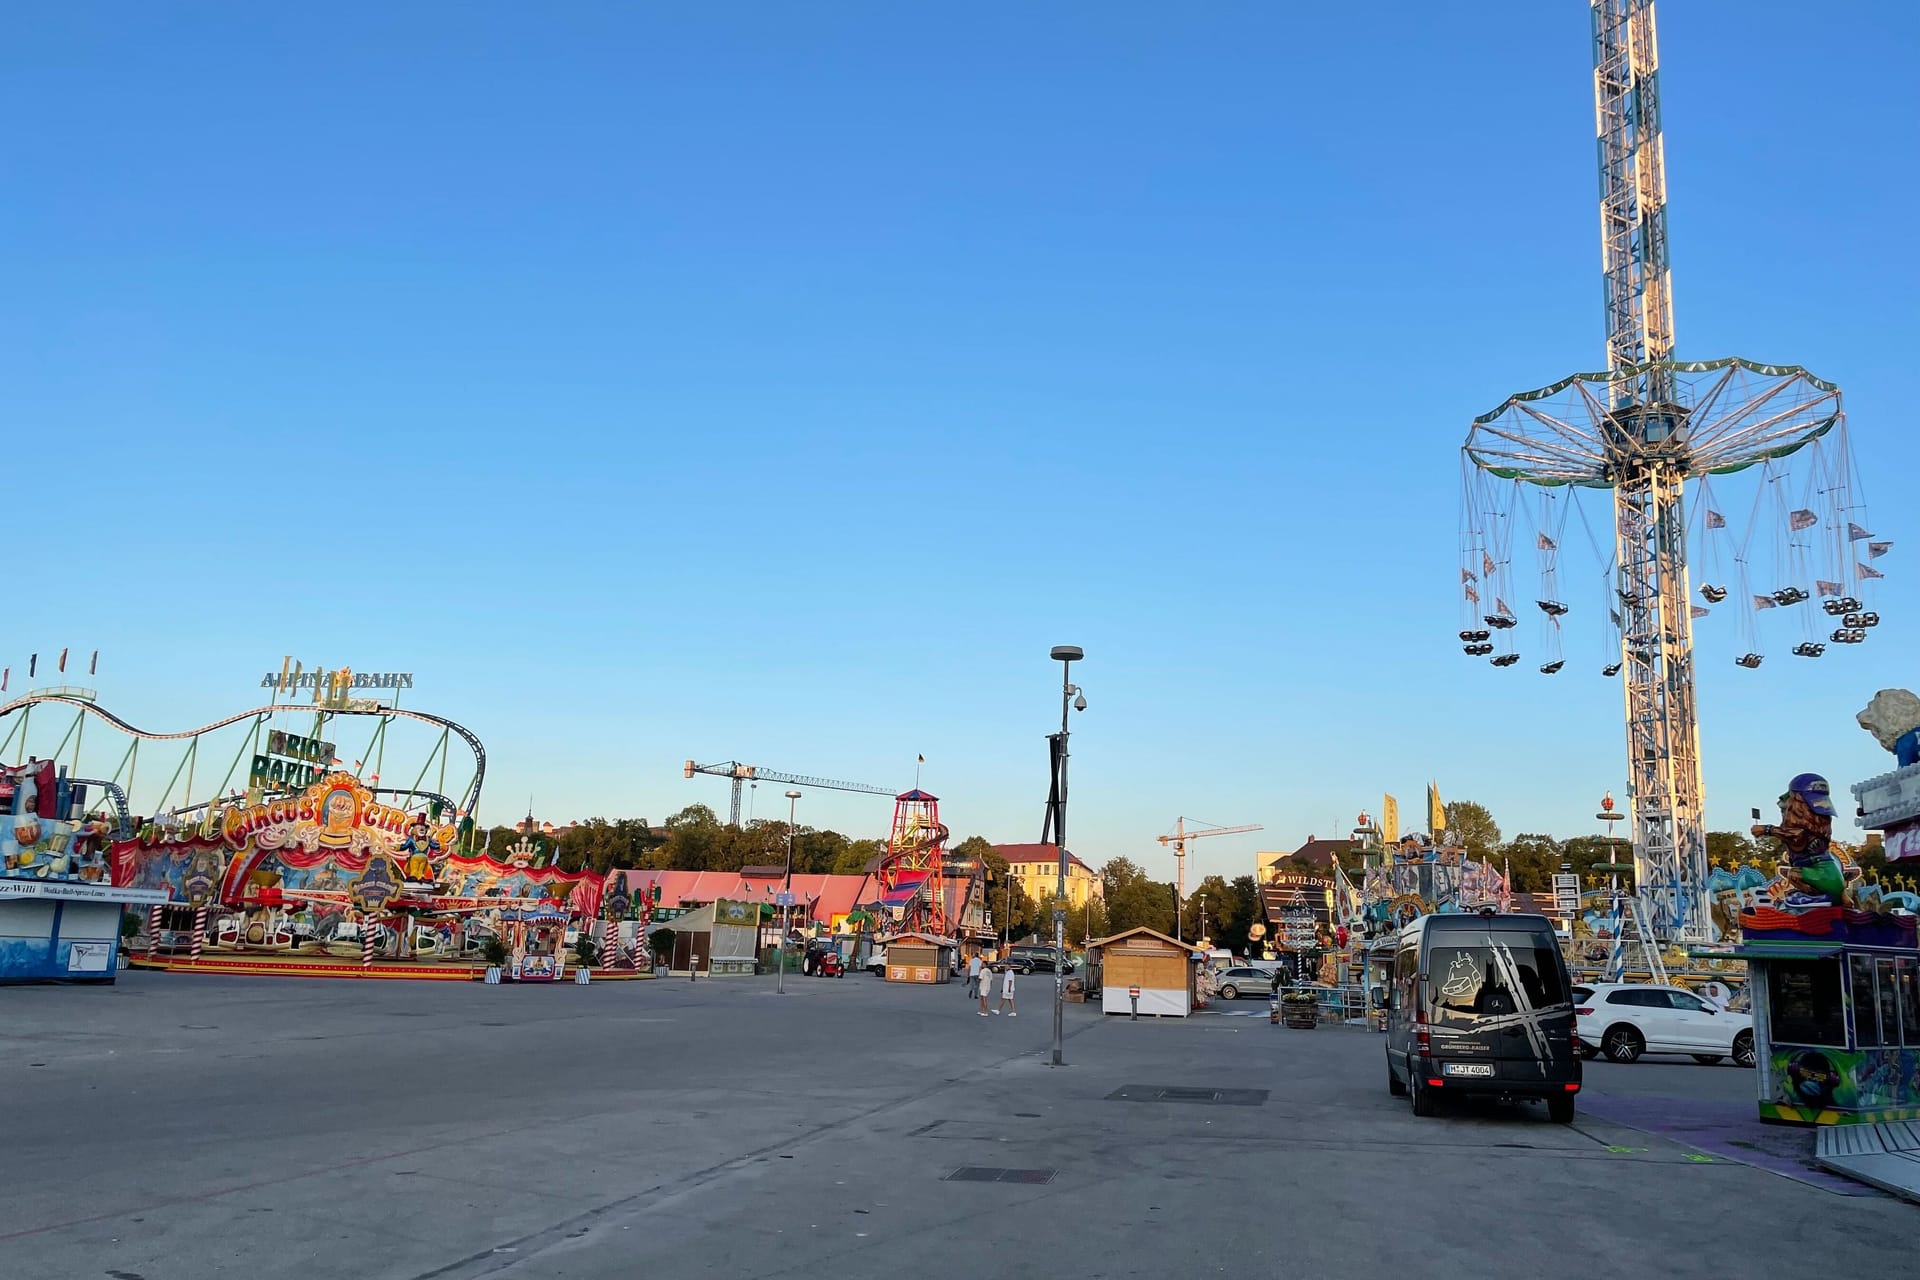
[1706,830,1760,868]
[1499,832,1564,893]
[1182,874,1236,947]
[1443,800,1502,862]
[1102,857,1176,936]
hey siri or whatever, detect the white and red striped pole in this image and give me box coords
[603,918,620,969]
[362,915,377,969]
[190,906,207,963]
[147,905,163,956]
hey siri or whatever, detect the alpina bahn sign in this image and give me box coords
[262,671,413,690]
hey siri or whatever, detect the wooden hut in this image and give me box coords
[1088,927,1201,1016]
[877,931,955,984]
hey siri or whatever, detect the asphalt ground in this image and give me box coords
[0,970,1908,1279]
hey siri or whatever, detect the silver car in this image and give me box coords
[1215,967,1277,1000]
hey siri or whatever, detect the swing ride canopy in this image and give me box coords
[1463,357,1842,487]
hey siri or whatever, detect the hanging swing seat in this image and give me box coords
[1539,660,1565,674]
[1771,587,1810,606]
[1458,629,1491,642]
[1618,590,1644,607]
[1821,596,1862,615]
[1601,662,1622,677]
[1483,614,1518,630]
[1735,653,1764,669]
[1536,600,1569,617]
[1792,642,1826,658]
[1700,584,1729,603]
[1859,612,1880,627]
[1463,643,1494,656]
[1490,653,1520,667]
[1831,629,1865,645]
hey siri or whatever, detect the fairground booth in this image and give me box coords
[1088,927,1202,1017]
[1697,715,1920,1125]
[3,760,168,984]
[878,931,954,983]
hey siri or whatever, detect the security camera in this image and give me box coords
[1073,692,1088,712]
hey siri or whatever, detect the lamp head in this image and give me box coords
[1050,645,1084,663]
[784,789,802,800]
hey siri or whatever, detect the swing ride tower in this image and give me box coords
[1458,1,1866,944]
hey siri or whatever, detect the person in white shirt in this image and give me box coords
[966,952,984,1001]
[996,964,1017,1016]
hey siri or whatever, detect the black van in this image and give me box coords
[1381,911,1580,1122]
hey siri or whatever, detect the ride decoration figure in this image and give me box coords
[397,817,441,884]
[1752,773,1848,907]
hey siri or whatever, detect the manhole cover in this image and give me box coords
[943,1167,1058,1185]
[1105,1084,1268,1106]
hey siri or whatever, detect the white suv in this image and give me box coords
[1575,983,1756,1066]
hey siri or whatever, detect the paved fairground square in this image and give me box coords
[0,971,1909,1280]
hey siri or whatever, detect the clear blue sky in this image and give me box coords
[5,3,1914,885]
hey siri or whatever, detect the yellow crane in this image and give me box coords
[1157,817,1263,941]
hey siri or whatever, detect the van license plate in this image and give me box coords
[1444,1063,1494,1077]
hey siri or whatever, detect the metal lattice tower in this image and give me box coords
[1593,0,1707,943]
[1458,0,1855,944]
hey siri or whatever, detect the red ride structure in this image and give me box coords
[877,790,951,936]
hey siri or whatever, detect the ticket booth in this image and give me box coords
[1708,937,1920,1125]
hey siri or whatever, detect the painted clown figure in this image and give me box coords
[1752,773,1848,908]
[397,817,441,885]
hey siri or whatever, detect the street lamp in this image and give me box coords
[1047,643,1084,1068]
[1197,893,1208,948]
[777,789,801,994]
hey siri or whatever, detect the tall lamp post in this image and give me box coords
[1046,644,1086,1067]
[777,788,802,994]
[1197,893,1208,948]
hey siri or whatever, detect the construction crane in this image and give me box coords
[1157,817,1263,940]
[683,759,895,826]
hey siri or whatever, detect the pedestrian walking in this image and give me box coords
[978,962,993,1016]
[965,952,984,1000]
[996,963,1017,1016]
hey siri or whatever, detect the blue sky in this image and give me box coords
[5,2,1915,886]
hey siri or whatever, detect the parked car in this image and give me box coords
[865,946,887,976]
[1007,945,1074,974]
[1215,967,1279,1000]
[1575,983,1756,1066]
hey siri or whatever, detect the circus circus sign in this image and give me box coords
[220,772,450,857]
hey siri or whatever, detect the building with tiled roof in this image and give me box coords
[992,843,1103,908]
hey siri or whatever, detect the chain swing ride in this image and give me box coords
[1455,0,1890,945]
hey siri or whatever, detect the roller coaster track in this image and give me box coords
[0,695,487,815]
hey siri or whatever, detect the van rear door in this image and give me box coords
[1425,928,1573,1080]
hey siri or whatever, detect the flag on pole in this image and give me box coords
[1690,605,1710,618]
[1483,552,1496,578]
[1464,585,1480,603]
[89,650,98,675]
[1537,532,1557,551]
[58,648,67,673]
[1495,597,1514,618]
[1859,562,1886,580]
[1753,595,1778,610]
[28,654,36,678]
[1817,580,1845,597]
[1705,509,1726,529]
[1461,567,1476,583]
[1849,523,1873,541]
[1,668,7,693]
[1789,509,1819,531]
[1427,782,1446,837]
[1381,794,1400,844]
[1869,541,1893,558]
